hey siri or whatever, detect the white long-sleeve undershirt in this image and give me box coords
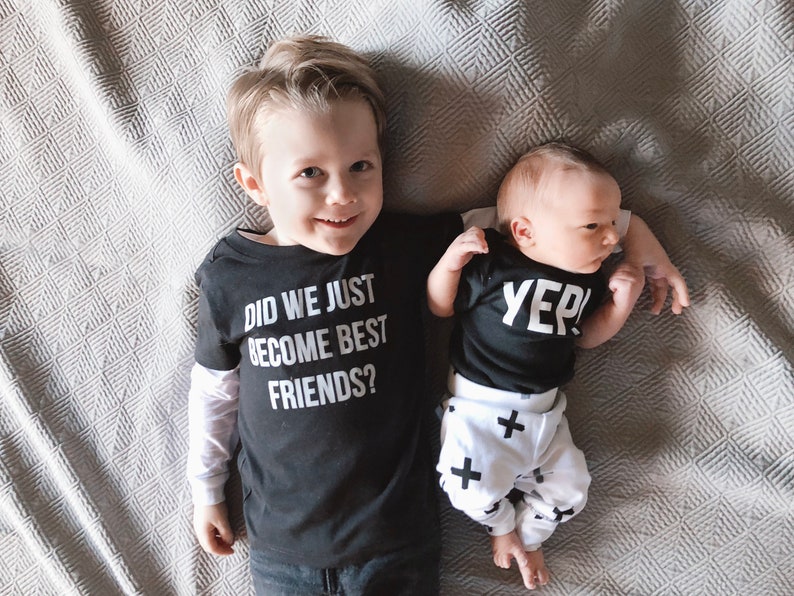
[186,363,240,505]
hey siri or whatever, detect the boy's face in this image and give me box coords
[236,98,383,256]
[512,168,621,274]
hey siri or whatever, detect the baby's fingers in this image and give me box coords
[457,227,488,253]
[669,276,691,314]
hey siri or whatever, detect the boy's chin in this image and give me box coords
[313,235,364,256]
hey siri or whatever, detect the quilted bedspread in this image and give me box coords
[2,1,792,594]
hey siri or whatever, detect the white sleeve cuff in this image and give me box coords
[617,208,631,239]
[186,363,240,505]
[613,208,631,253]
[461,206,498,230]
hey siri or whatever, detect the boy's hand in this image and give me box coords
[193,502,235,556]
[609,262,644,313]
[440,227,489,272]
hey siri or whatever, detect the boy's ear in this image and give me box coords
[510,216,535,247]
[234,163,268,207]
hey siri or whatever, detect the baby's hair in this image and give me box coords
[496,142,611,232]
[226,35,386,174]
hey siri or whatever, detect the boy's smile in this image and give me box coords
[235,97,383,256]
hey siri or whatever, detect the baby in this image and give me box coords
[429,142,660,590]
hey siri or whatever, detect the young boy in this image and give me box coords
[428,143,667,590]
[187,34,460,595]
[187,36,689,595]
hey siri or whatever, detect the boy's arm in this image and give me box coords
[577,262,644,349]
[622,214,690,314]
[427,227,488,317]
[187,363,240,555]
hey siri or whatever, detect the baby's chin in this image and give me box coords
[560,260,603,275]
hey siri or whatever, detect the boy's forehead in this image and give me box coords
[253,102,312,130]
[256,94,371,124]
[255,98,380,160]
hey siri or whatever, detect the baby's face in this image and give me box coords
[518,168,621,274]
[251,98,383,256]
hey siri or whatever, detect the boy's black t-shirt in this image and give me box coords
[451,228,608,394]
[194,211,461,567]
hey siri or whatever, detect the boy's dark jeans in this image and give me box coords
[249,541,440,596]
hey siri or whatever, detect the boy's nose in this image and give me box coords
[326,176,356,204]
[603,226,619,245]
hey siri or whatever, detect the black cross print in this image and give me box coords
[552,507,575,522]
[484,502,500,515]
[451,457,482,489]
[497,410,525,439]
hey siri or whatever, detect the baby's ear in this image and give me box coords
[234,163,268,207]
[510,216,534,247]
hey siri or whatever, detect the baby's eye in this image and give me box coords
[350,161,371,172]
[584,223,598,230]
[299,167,322,178]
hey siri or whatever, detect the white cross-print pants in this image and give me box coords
[437,372,591,551]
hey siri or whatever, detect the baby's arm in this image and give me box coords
[427,227,488,317]
[578,262,644,349]
[622,214,690,315]
[460,207,689,314]
[187,363,240,556]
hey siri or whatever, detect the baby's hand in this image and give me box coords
[609,262,644,313]
[643,261,690,315]
[621,215,690,315]
[193,502,235,556]
[427,227,488,317]
[439,226,488,272]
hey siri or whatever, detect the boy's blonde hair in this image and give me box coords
[496,142,611,233]
[227,35,386,175]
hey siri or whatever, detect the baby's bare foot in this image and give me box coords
[521,549,550,590]
[490,532,550,590]
[491,531,525,569]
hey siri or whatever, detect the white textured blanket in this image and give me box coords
[1,1,792,594]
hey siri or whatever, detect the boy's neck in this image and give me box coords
[238,229,278,245]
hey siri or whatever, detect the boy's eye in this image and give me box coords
[350,161,370,172]
[299,167,322,178]
[585,223,598,230]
